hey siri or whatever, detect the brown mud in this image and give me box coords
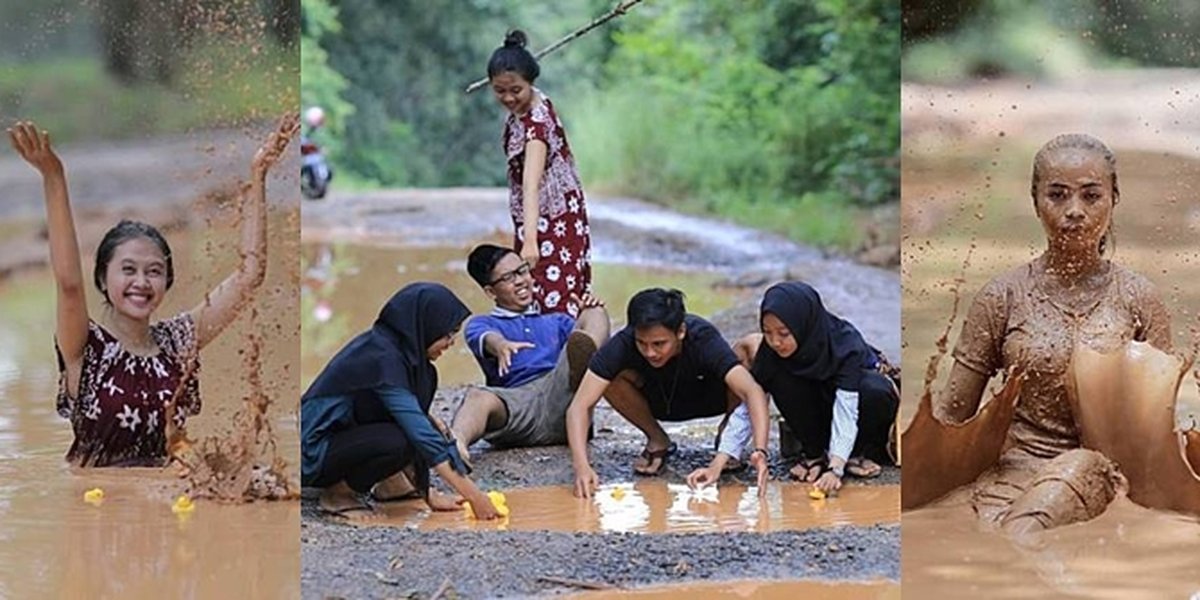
[1068,341,1200,513]
[902,71,1200,597]
[0,133,300,596]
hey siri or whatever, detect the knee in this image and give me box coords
[462,388,503,412]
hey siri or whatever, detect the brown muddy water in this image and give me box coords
[902,142,1200,595]
[370,482,898,534]
[904,497,1200,599]
[573,579,900,599]
[0,210,300,598]
[300,242,750,389]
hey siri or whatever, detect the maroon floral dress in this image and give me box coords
[504,89,593,317]
[56,314,201,467]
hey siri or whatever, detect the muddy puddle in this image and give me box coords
[904,497,1200,599]
[0,210,300,598]
[572,579,900,599]
[300,242,750,388]
[368,482,898,534]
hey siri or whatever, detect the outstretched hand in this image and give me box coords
[252,113,301,177]
[7,121,62,175]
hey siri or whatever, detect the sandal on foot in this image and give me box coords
[846,457,882,479]
[370,471,422,503]
[319,501,378,521]
[789,457,828,482]
[633,441,677,476]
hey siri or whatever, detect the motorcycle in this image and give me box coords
[301,135,332,200]
[301,106,333,200]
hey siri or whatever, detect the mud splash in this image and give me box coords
[572,579,900,599]
[1067,341,1200,513]
[369,482,898,534]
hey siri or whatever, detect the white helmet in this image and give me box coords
[304,106,326,128]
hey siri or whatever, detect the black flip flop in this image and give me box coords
[633,441,677,476]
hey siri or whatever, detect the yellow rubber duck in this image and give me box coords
[171,494,196,515]
[83,488,104,505]
[611,487,626,501]
[808,488,826,500]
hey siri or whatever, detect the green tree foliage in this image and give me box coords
[315,1,899,246]
[301,0,355,158]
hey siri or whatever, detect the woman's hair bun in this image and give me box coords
[503,29,528,49]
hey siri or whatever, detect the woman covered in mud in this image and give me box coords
[488,29,592,317]
[7,117,297,468]
[688,282,898,494]
[938,134,1171,534]
[301,282,502,520]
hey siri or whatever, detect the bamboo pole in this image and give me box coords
[464,0,648,94]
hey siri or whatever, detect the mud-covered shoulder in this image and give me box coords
[1109,261,1173,350]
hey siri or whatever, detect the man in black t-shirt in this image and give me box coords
[565,288,771,498]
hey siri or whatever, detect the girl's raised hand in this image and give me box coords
[252,112,301,178]
[7,121,63,175]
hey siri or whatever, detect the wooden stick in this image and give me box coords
[536,575,617,590]
[464,0,648,94]
[429,576,453,600]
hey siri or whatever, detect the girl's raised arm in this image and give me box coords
[190,114,299,349]
[8,123,89,392]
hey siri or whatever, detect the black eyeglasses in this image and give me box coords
[490,262,531,286]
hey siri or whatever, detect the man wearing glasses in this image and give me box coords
[449,243,610,453]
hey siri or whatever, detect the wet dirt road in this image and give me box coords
[300,187,902,597]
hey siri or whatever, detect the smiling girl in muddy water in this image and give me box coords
[488,29,593,318]
[7,116,298,467]
[928,134,1174,534]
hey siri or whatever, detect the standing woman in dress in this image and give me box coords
[488,30,593,317]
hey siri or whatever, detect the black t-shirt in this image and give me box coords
[589,314,740,387]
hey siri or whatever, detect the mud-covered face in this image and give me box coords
[426,328,458,361]
[1034,148,1115,255]
[103,237,169,321]
[490,71,535,116]
[634,324,686,369]
[761,312,797,358]
[485,252,534,312]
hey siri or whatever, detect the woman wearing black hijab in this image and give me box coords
[688,282,898,494]
[301,282,500,519]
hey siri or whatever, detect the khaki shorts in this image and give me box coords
[481,348,573,448]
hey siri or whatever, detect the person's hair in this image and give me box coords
[93,220,174,304]
[467,243,516,288]
[1031,133,1119,255]
[627,288,687,332]
[487,29,540,83]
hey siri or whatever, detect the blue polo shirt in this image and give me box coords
[465,307,575,387]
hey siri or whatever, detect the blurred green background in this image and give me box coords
[301,0,901,250]
[903,0,1200,80]
[0,0,299,141]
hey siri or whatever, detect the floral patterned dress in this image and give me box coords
[504,89,593,317]
[56,313,201,467]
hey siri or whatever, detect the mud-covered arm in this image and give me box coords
[938,280,1007,423]
[191,115,299,349]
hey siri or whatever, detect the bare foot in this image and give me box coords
[371,471,419,502]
